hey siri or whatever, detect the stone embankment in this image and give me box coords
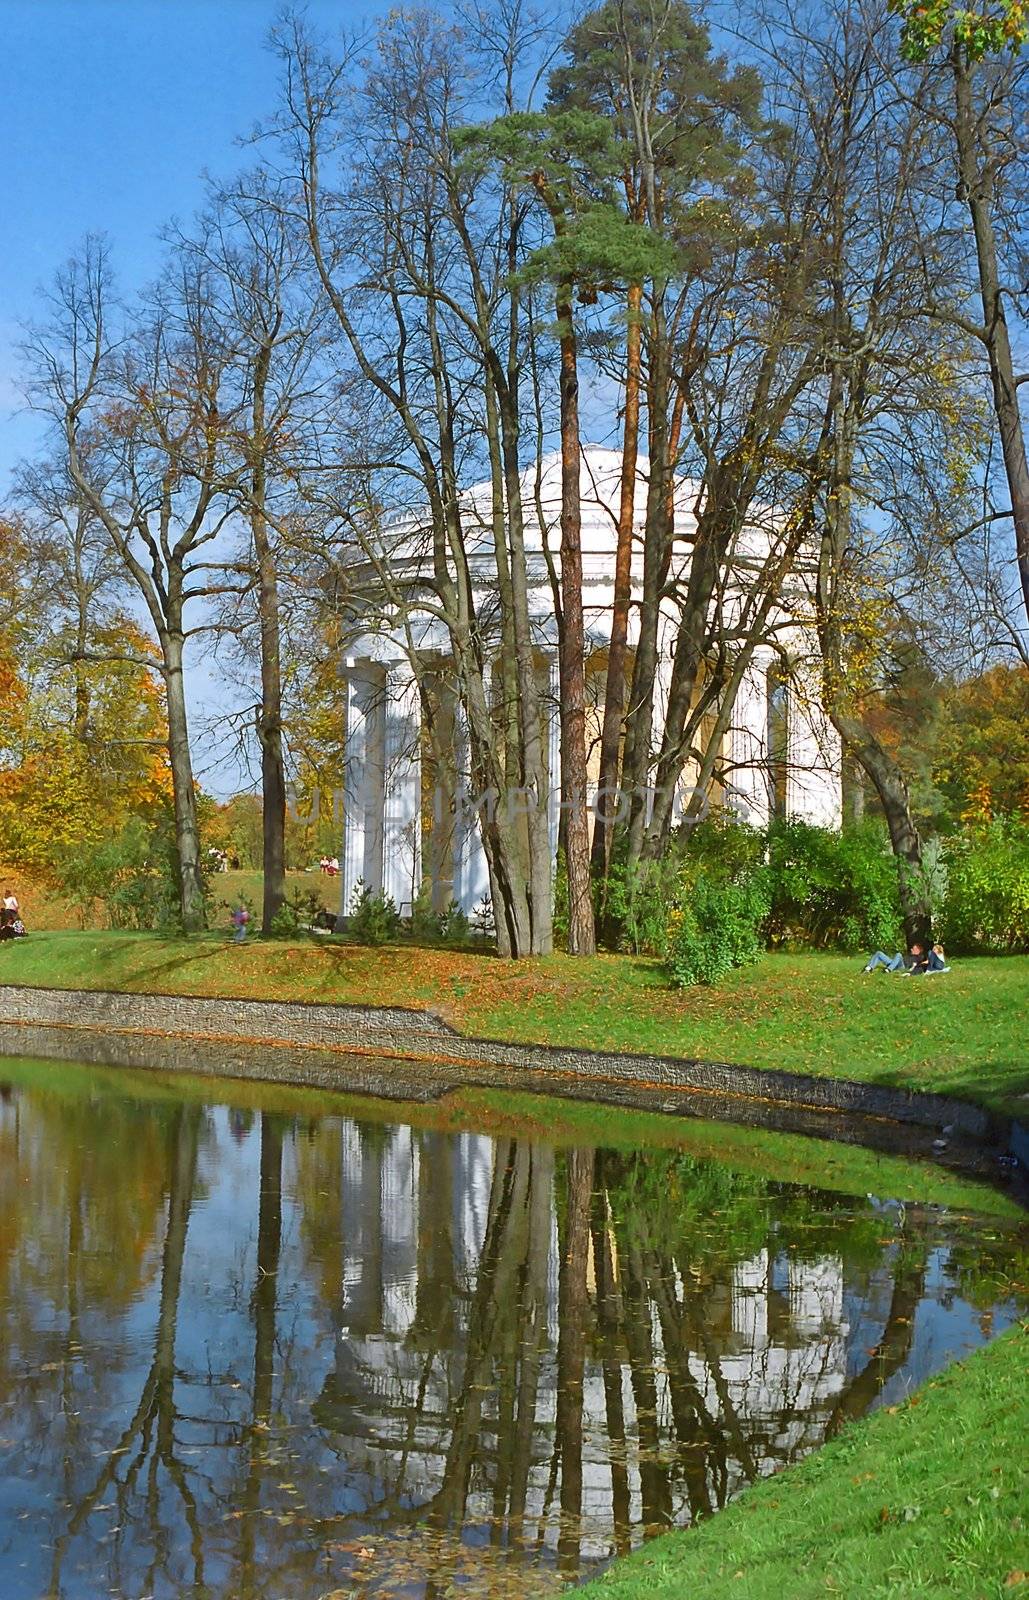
[0,983,1022,1183]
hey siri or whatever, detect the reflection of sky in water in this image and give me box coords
[0,1070,1024,1600]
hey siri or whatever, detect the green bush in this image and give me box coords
[54,815,184,931]
[765,817,901,951]
[348,879,401,946]
[437,898,471,944]
[681,811,767,882]
[268,887,325,938]
[604,813,764,958]
[941,817,1029,952]
[603,853,680,955]
[664,814,769,986]
[410,878,438,940]
[666,871,769,987]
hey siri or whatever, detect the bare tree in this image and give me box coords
[267,10,564,954]
[26,240,243,929]
[174,175,333,932]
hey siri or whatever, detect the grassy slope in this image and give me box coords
[581,1325,1029,1600]
[1,929,1026,1114]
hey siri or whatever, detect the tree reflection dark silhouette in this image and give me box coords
[48,1104,204,1598]
[237,1113,283,1599]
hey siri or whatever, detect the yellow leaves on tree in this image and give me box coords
[935,663,1029,823]
[76,620,174,821]
[0,736,102,872]
[0,617,173,874]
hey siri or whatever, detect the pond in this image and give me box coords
[0,1057,1025,1600]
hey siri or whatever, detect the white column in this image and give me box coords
[786,658,842,827]
[341,664,368,920]
[732,1250,769,1348]
[727,650,772,828]
[454,694,491,916]
[340,660,385,921]
[382,662,422,914]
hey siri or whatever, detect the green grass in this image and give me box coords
[1,931,1026,1115]
[581,1324,1029,1600]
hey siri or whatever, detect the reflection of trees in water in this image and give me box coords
[237,1113,283,1600]
[0,1081,1020,1600]
[0,1085,174,1314]
[303,1136,941,1591]
[47,1104,204,1598]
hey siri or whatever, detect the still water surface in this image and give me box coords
[0,1059,1025,1600]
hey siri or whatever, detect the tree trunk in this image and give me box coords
[620,305,673,869]
[163,631,206,932]
[817,380,932,951]
[590,1171,632,1555]
[497,380,555,956]
[591,281,642,889]
[832,710,933,947]
[841,749,865,828]
[253,520,286,936]
[251,343,287,936]
[953,46,1029,624]
[555,274,596,954]
[239,1114,283,1593]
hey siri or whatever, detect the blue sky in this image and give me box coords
[2,1,396,794]
[0,0,390,489]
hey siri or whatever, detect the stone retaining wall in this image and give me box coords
[0,1019,1012,1184]
[0,982,1005,1148]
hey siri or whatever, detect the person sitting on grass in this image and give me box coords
[0,909,24,941]
[864,942,930,974]
[926,942,950,972]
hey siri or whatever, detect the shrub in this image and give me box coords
[410,878,438,940]
[53,815,183,931]
[666,872,769,987]
[268,887,325,938]
[471,894,495,944]
[665,813,769,986]
[437,898,471,944]
[603,853,680,956]
[765,817,901,951]
[941,817,1029,952]
[681,811,766,882]
[604,813,764,958]
[348,879,400,945]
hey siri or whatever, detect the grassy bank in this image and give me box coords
[1,929,1026,1114]
[582,1324,1029,1600]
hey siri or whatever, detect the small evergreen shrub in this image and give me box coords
[348,880,401,945]
[410,879,438,940]
[941,818,1029,952]
[437,898,471,943]
[471,895,495,943]
[268,887,324,938]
